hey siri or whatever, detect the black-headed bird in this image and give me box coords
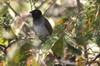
[30,9,53,42]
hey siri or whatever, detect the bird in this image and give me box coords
[30,9,53,42]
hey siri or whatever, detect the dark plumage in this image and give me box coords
[30,9,53,42]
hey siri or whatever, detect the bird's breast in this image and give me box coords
[33,23,50,38]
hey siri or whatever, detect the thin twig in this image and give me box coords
[37,1,45,9]
[0,44,6,48]
[86,52,100,66]
[3,1,35,55]
[0,47,4,51]
[92,53,100,62]
[5,2,20,16]
[32,0,37,9]
[44,0,56,15]
[1,37,27,54]
[5,1,34,34]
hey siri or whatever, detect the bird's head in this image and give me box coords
[30,9,42,19]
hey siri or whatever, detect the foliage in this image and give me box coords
[0,0,100,66]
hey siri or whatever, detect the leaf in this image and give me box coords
[75,30,94,45]
[56,18,69,24]
[97,0,100,4]
[14,51,30,63]
[77,56,84,66]
[0,3,8,16]
[41,36,58,53]
[0,38,8,45]
[67,43,82,56]
[41,22,65,53]
[64,34,77,45]
[96,35,100,47]
[83,30,93,40]
[52,36,64,56]
[52,24,64,37]
[87,17,92,30]
[32,59,40,66]
[64,35,82,55]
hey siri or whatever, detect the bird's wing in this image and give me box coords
[44,18,53,35]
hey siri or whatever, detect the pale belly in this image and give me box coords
[33,24,50,38]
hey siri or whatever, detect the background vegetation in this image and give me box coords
[0,0,100,66]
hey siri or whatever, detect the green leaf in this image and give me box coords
[41,23,65,54]
[64,34,82,55]
[96,0,100,4]
[83,30,93,40]
[41,36,58,53]
[0,3,8,16]
[67,43,82,56]
[52,36,64,56]
[74,30,94,45]
[96,35,100,47]
[14,51,30,63]
[52,24,64,37]
[64,34,77,45]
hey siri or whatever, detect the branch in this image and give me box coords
[76,0,81,13]
[0,37,28,55]
[0,44,9,54]
[0,47,4,51]
[44,0,56,15]
[86,52,100,66]
[92,53,100,62]
[0,44,6,48]
[32,0,37,9]
[5,1,34,35]
[5,2,20,16]
[37,1,45,9]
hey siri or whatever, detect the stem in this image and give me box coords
[37,1,45,9]
[32,0,37,9]
[44,0,56,15]
[92,53,100,62]
[76,0,81,13]
[5,1,33,35]
[5,2,20,16]
[0,44,6,48]
[84,43,88,65]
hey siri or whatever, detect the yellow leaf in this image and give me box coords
[0,38,8,45]
[76,56,84,66]
[86,15,92,31]
[32,59,40,66]
[56,18,69,24]
[52,36,64,56]
[87,18,92,30]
